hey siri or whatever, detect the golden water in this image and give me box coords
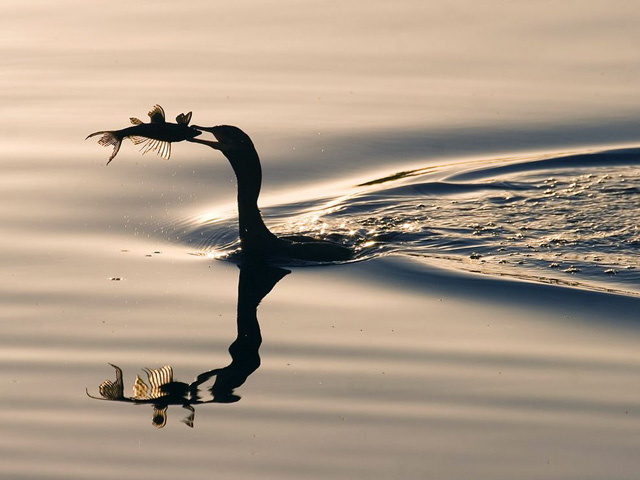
[2,1,640,478]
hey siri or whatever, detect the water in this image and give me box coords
[3,1,640,479]
[181,148,640,294]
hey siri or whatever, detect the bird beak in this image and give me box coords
[191,125,215,133]
[187,137,226,151]
[189,125,233,152]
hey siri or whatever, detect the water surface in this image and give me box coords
[2,1,640,479]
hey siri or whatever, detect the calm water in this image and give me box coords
[2,1,640,479]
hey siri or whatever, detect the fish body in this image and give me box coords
[86,105,201,164]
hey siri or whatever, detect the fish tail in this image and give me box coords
[86,131,123,165]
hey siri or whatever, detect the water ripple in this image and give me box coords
[174,147,640,294]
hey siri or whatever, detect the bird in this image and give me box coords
[188,125,353,262]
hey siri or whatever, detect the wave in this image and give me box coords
[169,147,640,295]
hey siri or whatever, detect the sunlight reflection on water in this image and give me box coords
[3,1,640,479]
[179,148,640,294]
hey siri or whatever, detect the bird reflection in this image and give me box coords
[87,262,289,428]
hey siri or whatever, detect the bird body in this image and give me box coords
[86,105,201,164]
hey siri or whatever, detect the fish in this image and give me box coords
[86,105,201,164]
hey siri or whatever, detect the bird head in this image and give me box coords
[191,125,254,153]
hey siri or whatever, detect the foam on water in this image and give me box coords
[178,147,640,295]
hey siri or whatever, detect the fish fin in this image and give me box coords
[147,105,166,123]
[140,139,171,160]
[160,141,171,160]
[152,406,168,428]
[86,131,123,165]
[176,112,192,125]
[130,136,148,145]
[140,138,158,155]
[145,365,174,397]
[139,138,150,153]
[86,130,109,141]
[107,141,122,164]
[132,374,149,400]
[98,364,124,399]
[130,117,143,125]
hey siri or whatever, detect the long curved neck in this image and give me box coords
[224,148,277,250]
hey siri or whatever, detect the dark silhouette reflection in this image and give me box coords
[188,125,353,262]
[87,262,289,428]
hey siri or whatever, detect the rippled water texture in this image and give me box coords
[182,148,640,294]
[2,1,640,479]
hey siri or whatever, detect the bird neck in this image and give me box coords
[225,149,277,249]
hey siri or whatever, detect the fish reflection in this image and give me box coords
[87,262,289,427]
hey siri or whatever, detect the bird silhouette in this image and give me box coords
[189,125,353,262]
